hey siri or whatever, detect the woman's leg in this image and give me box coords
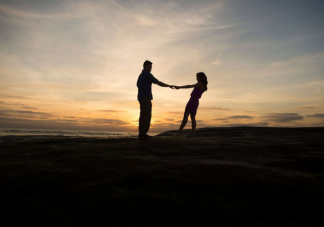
[186,113,196,138]
[176,110,190,137]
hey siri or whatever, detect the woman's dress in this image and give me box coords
[185,87,204,115]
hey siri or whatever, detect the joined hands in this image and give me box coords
[170,86,180,89]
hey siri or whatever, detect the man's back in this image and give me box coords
[137,70,158,101]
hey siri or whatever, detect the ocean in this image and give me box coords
[0,128,158,138]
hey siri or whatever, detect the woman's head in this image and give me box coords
[196,72,208,90]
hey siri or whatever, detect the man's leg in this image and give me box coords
[139,97,152,135]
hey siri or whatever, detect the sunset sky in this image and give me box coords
[0,0,324,132]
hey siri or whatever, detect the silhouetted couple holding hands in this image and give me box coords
[137,60,208,139]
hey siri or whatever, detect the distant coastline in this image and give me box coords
[0,128,157,138]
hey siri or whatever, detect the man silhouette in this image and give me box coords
[137,60,174,138]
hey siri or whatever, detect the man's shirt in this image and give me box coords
[137,70,158,101]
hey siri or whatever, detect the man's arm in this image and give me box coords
[147,72,174,88]
[156,81,174,88]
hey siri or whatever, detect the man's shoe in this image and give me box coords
[138,134,153,139]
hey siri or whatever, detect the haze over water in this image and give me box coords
[0,0,323,133]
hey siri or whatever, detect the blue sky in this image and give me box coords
[0,0,324,132]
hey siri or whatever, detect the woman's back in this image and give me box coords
[190,87,204,99]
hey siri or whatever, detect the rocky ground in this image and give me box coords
[0,127,324,226]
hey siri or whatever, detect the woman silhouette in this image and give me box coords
[175,72,208,138]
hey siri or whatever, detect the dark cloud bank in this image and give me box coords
[261,113,304,123]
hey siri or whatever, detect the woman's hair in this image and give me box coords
[197,72,208,90]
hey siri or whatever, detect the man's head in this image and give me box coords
[143,60,152,72]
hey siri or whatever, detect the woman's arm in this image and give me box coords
[176,83,202,89]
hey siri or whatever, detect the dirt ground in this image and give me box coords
[1,127,324,226]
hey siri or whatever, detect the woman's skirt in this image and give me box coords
[185,97,199,115]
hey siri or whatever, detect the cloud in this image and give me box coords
[165,111,183,114]
[100,110,127,113]
[261,52,324,85]
[186,15,206,25]
[136,15,156,26]
[0,109,129,126]
[297,106,318,109]
[0,94,30,99]
[87,118,129,126]
[200,107,231,111]
[175,119,204,123]
[0,3,84,20]
[0,101,38,110]
[311,122,324,126]
[211,54,222,65]
[269,53,324,72]
[151,123,178,127]
[228,115,253,119]
[19,106,38,110]
[0,110,52,117]
[0,116,134,132]
[305,114,324,119]
[213,115,253,121]
[55,118,79,123]
[220,122,270,127]
[261,113,304,123]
